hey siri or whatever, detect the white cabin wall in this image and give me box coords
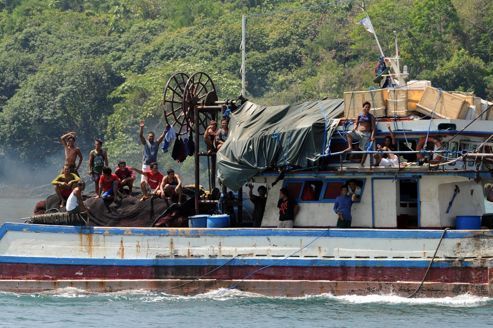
[372,179,397,228]
[438,181,484,227]
[419,176,483,227]
[348,177,372,227]
[257,176,282,227]
[258,176,373,227]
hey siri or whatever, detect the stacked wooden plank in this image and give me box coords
[343,83,492,120]
[343,89,386,118]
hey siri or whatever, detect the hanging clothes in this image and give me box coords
[223,106,232,119]
[182,135,190,157]
[187,132,195,156]
[171,137,183,161]
[172,137,187,163]
[162,125,177,153]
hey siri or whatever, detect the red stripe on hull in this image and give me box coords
[0,263,487,284]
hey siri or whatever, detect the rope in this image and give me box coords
[168,255,241,290]
[227,228,330,290]
[407,228,449,298]
[447,104,493,144]
[424,88,442,147]
[207,155,211,192]
[318,102,329,156]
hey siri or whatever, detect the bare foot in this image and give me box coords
[139,195,149,202]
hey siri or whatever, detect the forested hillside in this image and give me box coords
[0,0,492,183]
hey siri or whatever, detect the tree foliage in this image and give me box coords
[0,0,492,181]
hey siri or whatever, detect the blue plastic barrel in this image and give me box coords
[455,215,481,230]
[188,215,209,228]
[207,214,230,228]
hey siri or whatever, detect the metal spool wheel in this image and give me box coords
[163,72,190,136]
[183,72,218,135]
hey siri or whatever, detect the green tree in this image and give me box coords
[0,59,123,162]
[427,49,489,98]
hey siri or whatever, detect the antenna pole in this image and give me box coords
[241,15,246,97]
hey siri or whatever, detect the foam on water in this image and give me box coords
[0,287,484,307]
[2,288,487,307]
[325,293,490,307]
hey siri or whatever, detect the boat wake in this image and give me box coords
[324,293,490,307]
[0,288,489,307]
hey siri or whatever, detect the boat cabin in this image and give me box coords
[248,116,492,229]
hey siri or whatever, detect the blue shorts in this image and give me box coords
[102,188,114,199]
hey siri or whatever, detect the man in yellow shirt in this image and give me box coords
[51,165,80,207]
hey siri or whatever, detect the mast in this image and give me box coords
[241,15,246,97]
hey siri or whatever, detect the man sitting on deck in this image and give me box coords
[345,101,376,166]
[97,167,120,202]
[115,160,135,194]
[66,180,88,215]
[374,124,399,167]
[160,169,183,204]
[51,165,80,208]
[132,162,164,201]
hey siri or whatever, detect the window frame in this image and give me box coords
[283,178,365,203]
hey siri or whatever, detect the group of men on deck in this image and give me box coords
[51,121,183,214]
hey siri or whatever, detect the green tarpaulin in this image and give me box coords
[217,99,344,190]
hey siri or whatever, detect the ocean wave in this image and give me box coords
[0,288,489,307]
[324,293,490,307]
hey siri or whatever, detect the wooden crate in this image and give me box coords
[483,100,493,120]
[386,88,409,117]
[452,92,482,119]
[343,89,386,118]
[416,87,468,119]
[407,89,425,111]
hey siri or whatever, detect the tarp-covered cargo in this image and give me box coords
[217,99,344,190]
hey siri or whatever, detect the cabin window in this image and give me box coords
[284,179,364,203]
[323,181,345,200]
[300,180,324,201]
[438,123,456,131]
[285,181,303,200]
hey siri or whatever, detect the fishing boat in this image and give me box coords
[5,22,493,297]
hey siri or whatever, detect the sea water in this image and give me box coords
[0,289,490,328]
[0,198,492,327]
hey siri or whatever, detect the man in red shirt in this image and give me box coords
[132,162,164,201]
[115,160,136,194]
[97,166,120,201]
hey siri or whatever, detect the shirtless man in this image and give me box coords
[204,120,217,153]
[416,135,444,164]
[215,118,229,151]
[61,132,83,176]
[345,101,376,165]
[160,169,183,204]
